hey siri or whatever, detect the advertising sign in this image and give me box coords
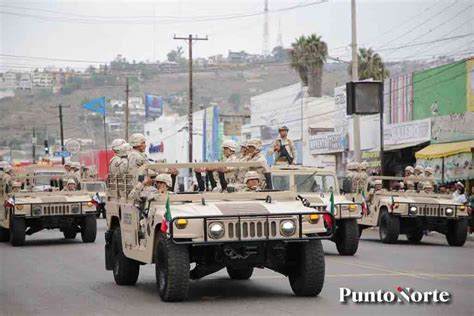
[309,132,347,155]
[145,94,164,118]
[431,112,474,143]
[384,119,431,146]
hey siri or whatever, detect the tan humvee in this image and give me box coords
[271,165,362,256]
[105,162,333,302]
[356,176,469,246]
[0,165,97,246]
[82,180,107,218]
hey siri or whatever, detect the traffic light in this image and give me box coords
[44,140,49,154]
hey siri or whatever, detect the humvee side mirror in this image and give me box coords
[342,178,352,194]
[264,172,273,190]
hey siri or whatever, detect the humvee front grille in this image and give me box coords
[413,204,456,217]
[218,216,298,241]
[42,204,72,215]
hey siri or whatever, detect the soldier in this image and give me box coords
[272,125,297,165]
[62,179,77,191]
[359,161,369,193]
[217,139,239,185]
[239,142,249,160]
[110,143,131,176]
[11,181,22,193]
[2,165,13,193]
[245,138,269,185]
[71,162,82,185]
[155,173,172,194]
[367,179,384,203]
[414,165,425,190]
[423,182,434,194]
[241,171,261,192]
[109,138,126,175]
[128,133,148,174]
[351,163,361,193]
[405,180,416,193]
[424,167,435,186]
[129,169,157,201]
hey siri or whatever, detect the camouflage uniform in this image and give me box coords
[240,171,261,192]
[272,136,297,165]
[109,138,127,176]
[2,167,13,193]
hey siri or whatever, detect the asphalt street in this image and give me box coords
[1,220,473,316]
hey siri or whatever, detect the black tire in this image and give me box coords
[10,217,26,247]
[446,219,468,247]
[0,226,10,242]
[81,215,97,243]
[358,225,363,238]
[379,211,399,244]
[63,227,77,239]
[102,208,107,219]
[288,239,325,297]
[335,219,360,256]
[227,267,254,280]
[406,229,423,243]
[155,232,190,302]
[112,228,140,285]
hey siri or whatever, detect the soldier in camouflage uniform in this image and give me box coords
[71,162,82,186]
[217,139,239,185]
[129,169,157,201]
[2,165,13,193]
[272,125,297,165]
[239,142,249,160]
[359,161,369,193]
[424,167,435,187]
[241,138,269,186]
[240,171,261,192]
[110,143,131,176]
[127,133,149,175]
[414,165,425,191]
[108,138,126,176]
[62,179,78,191]
[351,163,360,193]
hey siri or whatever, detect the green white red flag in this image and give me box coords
[160,195,172,233]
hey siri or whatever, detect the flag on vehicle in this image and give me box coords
[4,196,15,208]
[390,195,396,210]
[160,195,172,233]
[328,192,335,215]
[361,191,368,215]
[91,192,101,206]
[83,97,106,116]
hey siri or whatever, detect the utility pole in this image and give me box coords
[173,34,208,163]
[125,77,130,140]
[32,126,36,163]
[51,104,70,165]
[351,0,361,163]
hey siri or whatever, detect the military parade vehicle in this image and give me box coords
[104,162,334,302]
[0,165,98,246]
[82,180,108,218]
[356,176,469,246]
[271,165,362,256]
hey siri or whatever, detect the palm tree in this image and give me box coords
[290,34,328,97]
[349,48,389,80]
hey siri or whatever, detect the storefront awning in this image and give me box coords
[415,140,474,159]
[384,141,428,152]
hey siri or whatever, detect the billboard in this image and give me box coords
[145,94,164,118]
[413,60,467,120]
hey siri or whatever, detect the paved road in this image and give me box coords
[1,220,473,316]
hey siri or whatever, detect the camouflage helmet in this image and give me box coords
[278,125,289,131]
[129,133,146,147]
[244,171,260,183]
[64,161,72,167]
[347,162,356,171]
[12,181,22,188]
[240,141,248,148]
[67,179,76,185]
[146,169,157,178]
[405,166,414,173]
[360,161,369,170]
[353,162,360,170]
[156,173,172,187]
[373,179,382,185]
[4,165,12,173]
[246,138,262,151]
[111,138,126,152]
[423,181,433,189]
[118,143,131,158]
[72,162,81,169]
[222,139,238,152]
[424,167,434,175]
[406,180,415,189]
[414,165,424,173]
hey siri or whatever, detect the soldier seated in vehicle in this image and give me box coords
[10,181,22,193]
[367,179,385,203]
[240,171,261,192]
[155,173,172,194]
[62,179,78,191]
[405,180,416,193]
[423,182,434,194]
[128,170,158,202]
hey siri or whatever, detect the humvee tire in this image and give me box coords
[81,215,97,243]
[10,217,26,247]
[289,239,325,296]
[0,226,10,242]
[155,232,190,302]
[63,227,77,239]
[112,227,140,285]
[446,219,468,247]
[406,229,423,243]
[379,211,399,244]
[335,219,359,256]
[227,267,254,280]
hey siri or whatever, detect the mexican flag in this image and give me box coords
[361,191,368,215]
[160,195,172,233]
[328,192,335,215]
[4,196,15,208]
[390,195,396,210]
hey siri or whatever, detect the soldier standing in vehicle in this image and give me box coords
[246,138,269,184]
[367,179,385,203]
[2,165,14,193]
[217,139,239,185]
[109,138,126,175]
[414,165,425,190]
[128,133,149,174]
[241,171,261,192]
[424,167,435,187]
[351,163,361,193]
[239,141,249,160]
[359,161,369,193]
[272,126,297,165]
[71,162,82,185]
[110,143,131,176]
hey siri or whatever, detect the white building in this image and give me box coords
[18,73,32,90]
[31,72,54,87]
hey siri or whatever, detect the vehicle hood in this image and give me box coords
[299,193,354,206]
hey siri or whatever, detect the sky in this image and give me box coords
[1,0,473,71]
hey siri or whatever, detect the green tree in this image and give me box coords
[349,48,389,80]
[167,46,185,63]
[290,34,328,97]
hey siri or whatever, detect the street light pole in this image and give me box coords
[351,0,361,163]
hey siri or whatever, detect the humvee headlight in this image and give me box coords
[71,205,80,214]
[280,220,296,237]
[32,206,42,216]
[308,214,320,224]
[87,201,94,208]
[208,222,225,239]
[175,218,188,229]
[446,208,454,216]
[409,206,417,215]
[16,205,24,210]
[459,205,465,211]
[349,204,357,212]
[394,203,400,209]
